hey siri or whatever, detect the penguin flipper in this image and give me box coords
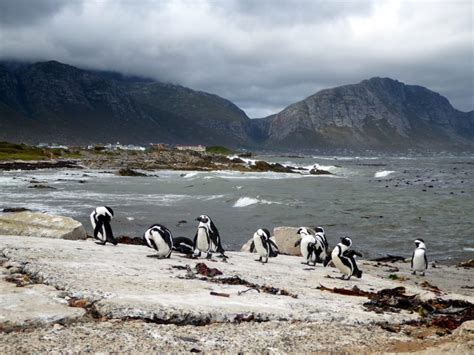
[411,251,414,269]
[268,239,279,257]
[424,253,428,270]
[250,241,255,253]
[294,240,301,247]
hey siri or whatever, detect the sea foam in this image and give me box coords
[232,197,281,208]
[374,170,396,178]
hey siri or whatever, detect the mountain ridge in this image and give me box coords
[0,60,472,151]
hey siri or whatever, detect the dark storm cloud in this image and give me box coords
[0,0,472,117]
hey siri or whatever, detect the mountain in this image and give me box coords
[0,61,255,147]
[260,77,474,150]
[0,60,472,151]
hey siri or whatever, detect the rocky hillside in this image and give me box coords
[0,61,472,150]
[261,78,474,150]
[0,61,255,147]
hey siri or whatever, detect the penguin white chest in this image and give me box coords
[253,235,267,257]
[413,249,426,271]
[197,228,209,251]
[332,248,351,276]
[300,235,316,261]
[153,234,170,257]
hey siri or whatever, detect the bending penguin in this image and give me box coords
[411,239,428,276]
[193,215,226,259]
[90,206,117,245]
[172,236,194,255]
[249,228,279,263]
[294,227,318,266]
[143,224,173,258]
[331,236,363,280]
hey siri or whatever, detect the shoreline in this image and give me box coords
[0,235,473,353]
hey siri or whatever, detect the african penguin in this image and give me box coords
[313,226,331,266]
[90,206,117,245]
[411,239,428,276]
[143,224,173,258]
[249,228,279,263]
[172,236,194,255]
[193,215,226,259]
[331,236,363,280]
[294,227,318,266]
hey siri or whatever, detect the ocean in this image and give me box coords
[1,155,473,263]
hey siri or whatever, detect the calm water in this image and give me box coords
[1,155,473,262]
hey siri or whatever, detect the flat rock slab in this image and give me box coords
[1,236,471,326]
[0,212,86,240]
[0,270,85,330]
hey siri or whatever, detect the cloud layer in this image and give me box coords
[1,0,472,117]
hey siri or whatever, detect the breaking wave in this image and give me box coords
[374,170,396,178]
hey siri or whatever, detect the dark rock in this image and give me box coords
[116,168,147,177]
[309,168,332,175]
[28,184,56,189]
[2,207,31,213]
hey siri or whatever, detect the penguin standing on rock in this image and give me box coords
[331,237,363,280]
[250,228,279,263]
[411,239,428,276]
[143,224,173,258]
[193,215,226,259]
[294,227,318,266]
[90,206,117,245]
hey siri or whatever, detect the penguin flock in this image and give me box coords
[89,206,429,279]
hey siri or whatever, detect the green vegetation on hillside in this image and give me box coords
[0,141,81,161]
[206,146,234,155]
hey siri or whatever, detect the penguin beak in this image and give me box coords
[195,217,201,222]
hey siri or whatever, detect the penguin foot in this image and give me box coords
[95,241,106,245]
[206,253,213,260]
[411,271,416,275]
[421,272,425,276]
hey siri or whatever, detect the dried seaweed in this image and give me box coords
[371,255,406,263]
[316,284,474,330]
[204,275,298,298]
[195,263,223,277]
[317,284,371,297]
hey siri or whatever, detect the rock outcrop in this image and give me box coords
[241,227,303,256]
[262,77,474,150]
[0,212,86,240]
[272,227,301,256]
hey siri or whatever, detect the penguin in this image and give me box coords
[172,236,194,255]
[143,224,173,258]
[331,236,363,280]
[90,206,117,245]
[193,215,226,259]
[294,227,318,266]
[249,228,279,263]
[313,226,331,266]
[411,239,428,276]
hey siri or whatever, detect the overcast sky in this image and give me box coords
[1,0,472,117]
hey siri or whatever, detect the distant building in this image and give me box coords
[175,144,206,152]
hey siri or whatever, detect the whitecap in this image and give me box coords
[233,197,259,207]
[232,197,282,208]
[463,247,474,252]
[182,172,199,179]
[374,170,396,178]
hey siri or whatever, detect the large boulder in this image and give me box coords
[0,212,87,240]
[273,226,301,256]
[240,227,301,256]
